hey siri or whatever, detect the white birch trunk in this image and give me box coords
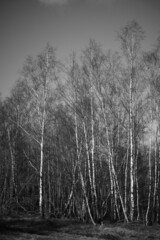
[145,134,152,225]
[91,94,98,219]
[135,149,140,221]
[125,135,129,214]
[83,121,92,191]
[75,104,96,225]
[129,62,135,222]
[39,116,45,217]
[7,129,16,202]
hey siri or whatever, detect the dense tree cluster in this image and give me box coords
[0,21,160,225]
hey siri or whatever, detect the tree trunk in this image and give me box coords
[7,129,17,205]
[39,141,44,218]
[75,106,96,225]
[145,132,152,225]
[129,68,134,222]
[125,135,129,214]
[135,149,140,221]
[91,94,98,220]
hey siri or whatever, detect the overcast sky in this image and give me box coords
[0,0,160,99]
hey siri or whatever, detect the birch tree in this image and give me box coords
[143,39,160,224]
[118,21,145,221]
[21,44,58,218]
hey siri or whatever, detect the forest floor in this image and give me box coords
[0,217,160,240]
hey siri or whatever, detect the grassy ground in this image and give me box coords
[0,218,159,240]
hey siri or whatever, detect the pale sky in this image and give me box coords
[0,0,160,99]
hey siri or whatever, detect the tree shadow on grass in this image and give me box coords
[0,218,160,240]
[0,218,71,236]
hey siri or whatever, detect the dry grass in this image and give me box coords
[0,218,159,240]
